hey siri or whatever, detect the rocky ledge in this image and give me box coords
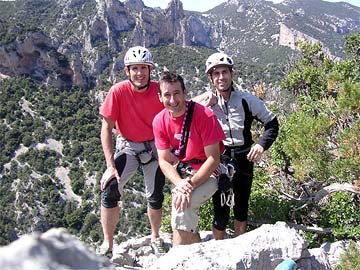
[0,222,356,270]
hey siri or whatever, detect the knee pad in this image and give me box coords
[101,178,121,208]
[212,218,228,231]
[147,167,165,210]
[147,198,163,210]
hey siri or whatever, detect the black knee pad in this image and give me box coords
[101,178,121,208]
[148,201,162,210]
[213,219,228,231]
[147,167,165,210]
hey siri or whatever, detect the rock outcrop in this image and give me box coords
[0,31,74,89]
[0,228,112,270]
[0,0,359,88]
[1,222,353,270]
[0,0,213,89]
[278,23,335,58]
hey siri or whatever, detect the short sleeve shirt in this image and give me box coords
[100,80,164,142]
[153,102,225,169]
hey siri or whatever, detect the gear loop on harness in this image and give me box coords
[213,155,236,207]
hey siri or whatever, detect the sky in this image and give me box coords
[134,0,360,12]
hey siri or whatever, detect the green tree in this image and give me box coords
[270,33,360,245]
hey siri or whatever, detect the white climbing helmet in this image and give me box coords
[205,52,234,74]
[124,46,154,66]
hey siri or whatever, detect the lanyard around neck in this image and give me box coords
[173,101,194,158]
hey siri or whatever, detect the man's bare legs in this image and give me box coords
[212,226,226,240]
[148,207,162,241]
[234,220,247,237]
[100,206,162,250]
[172,229,201,246]
[212,220,247,240]
[100,205,119,252]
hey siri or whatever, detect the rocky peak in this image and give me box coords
[0,0,358,89]
[165,0,185,21]
[124,0,145,12]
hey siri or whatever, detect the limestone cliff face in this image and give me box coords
[126,0,211,47]
[0,0,212,88]
[0,0,358,88]
[278,23,333,58]
[0,32,74,89]
[279,23,320,50]
[0,223,352,270]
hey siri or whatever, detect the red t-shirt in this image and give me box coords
[153,102,225,169]
[100,80,164,142]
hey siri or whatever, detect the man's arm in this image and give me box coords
[248,116,279,162]
[189,142,220,188]
[172,142,220,211]
[158,149,193,211]
[191,91,217,107]
[158,149,185,186]
[100,117,119,190]
[258,117,279,150]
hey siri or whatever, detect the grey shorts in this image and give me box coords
[101,136,165,209]
[171,175,218,233]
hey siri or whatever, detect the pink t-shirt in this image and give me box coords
[153,102,225,169]
[100,80,164,142]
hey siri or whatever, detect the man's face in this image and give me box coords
[125,64,151,89]
[159,81,186,117]
[210,65,233,92]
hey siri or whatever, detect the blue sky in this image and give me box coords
[136,0,360,12]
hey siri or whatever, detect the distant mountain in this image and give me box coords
[208,0,360,61]
[0,0,359,89]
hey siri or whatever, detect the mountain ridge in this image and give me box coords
[0,0,359,89]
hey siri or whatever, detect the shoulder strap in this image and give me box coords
[178,101,195,158]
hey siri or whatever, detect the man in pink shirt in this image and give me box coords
[153,71,225,246]
[99,46,165,257]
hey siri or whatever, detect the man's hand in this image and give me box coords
[100,166,120,190]
[247,144,264,162]
[172,190,192,211]
[175,178,193,194]
[172,178,193,211]
[200,92,217,107]
[193,92,217,107]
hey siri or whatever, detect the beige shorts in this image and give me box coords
[171,175,218,233]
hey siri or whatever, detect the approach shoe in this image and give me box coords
[151,237,166,256]
[97,241,113,259]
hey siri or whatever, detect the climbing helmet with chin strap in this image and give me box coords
[205,52,234,74]
[124,46,154,67]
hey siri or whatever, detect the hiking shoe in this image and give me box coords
[151,237,166,256]
[97,242,113,259]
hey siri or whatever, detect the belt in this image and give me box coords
[185,158,205,164]
[224,146,250,158]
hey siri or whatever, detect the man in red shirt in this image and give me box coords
[99,46,165,257]
[153,71,225,246]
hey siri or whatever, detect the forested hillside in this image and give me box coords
[0,79,154,245]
